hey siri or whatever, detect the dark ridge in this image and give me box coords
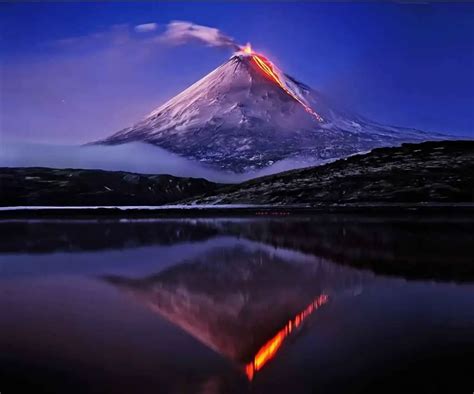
[189,140,474,205]
[0,167,221,207]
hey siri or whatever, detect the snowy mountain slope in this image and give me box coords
[97,52,448,173]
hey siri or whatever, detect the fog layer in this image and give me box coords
[0,142,327,183]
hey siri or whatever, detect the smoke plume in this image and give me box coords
[159,20,240,50]
[134,23,158,33]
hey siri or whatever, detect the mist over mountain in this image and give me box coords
[0,142,330,183]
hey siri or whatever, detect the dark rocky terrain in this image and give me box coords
[1,140,472,207]
[0,167,220,206]
[190,140,474,205]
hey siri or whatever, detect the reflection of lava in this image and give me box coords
[242,43,324,122]
[245,294,329,380]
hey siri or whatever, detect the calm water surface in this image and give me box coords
[0,216,473,393]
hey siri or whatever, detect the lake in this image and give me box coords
[0,215,473,393]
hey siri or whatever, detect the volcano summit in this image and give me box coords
[97,47,445,172]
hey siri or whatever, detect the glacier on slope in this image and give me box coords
[97,52,447,173]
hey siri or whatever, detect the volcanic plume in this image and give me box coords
[97,43,445,173]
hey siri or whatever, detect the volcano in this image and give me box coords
[97,47,445,172]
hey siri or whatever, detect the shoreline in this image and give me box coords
[1,203,474,219]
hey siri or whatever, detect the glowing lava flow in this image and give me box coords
[245,294,329,381]
[242,44,324,122]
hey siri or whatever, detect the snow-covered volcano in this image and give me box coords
[97,50,445,172]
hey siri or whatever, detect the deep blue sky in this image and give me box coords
[1,2,473,143]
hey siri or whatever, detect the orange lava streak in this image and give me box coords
[245,294,329,381]
[250,54,324,122]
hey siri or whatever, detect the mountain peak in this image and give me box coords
[96,52,443,172]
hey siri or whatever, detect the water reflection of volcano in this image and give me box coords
[0,220,217,253]
[2,216,472,281]
[212,217,474,281]
[105,243,372,378]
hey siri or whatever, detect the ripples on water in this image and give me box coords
[0,216,473,393]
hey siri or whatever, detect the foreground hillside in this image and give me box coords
[190,140,474,205]
[1,140,472,207]
[0,168,219,206]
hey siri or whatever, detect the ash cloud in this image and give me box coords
[158,21,240,51]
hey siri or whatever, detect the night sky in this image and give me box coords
[1,2,473,144]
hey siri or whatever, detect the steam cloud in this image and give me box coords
[159,21,240,50]
[134,23,158,33]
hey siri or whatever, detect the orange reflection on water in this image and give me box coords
[245,294,329,380]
